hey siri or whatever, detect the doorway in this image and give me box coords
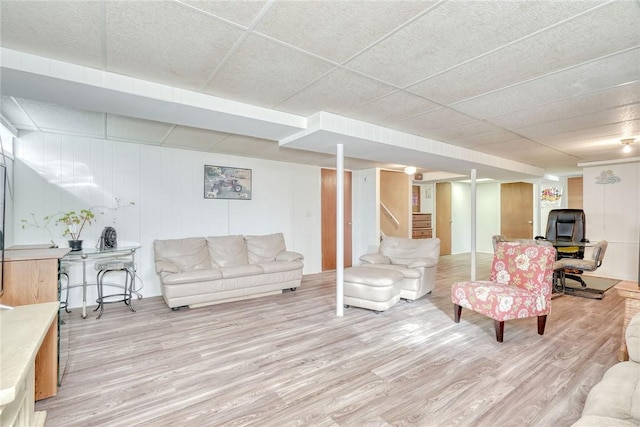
[500,182,533,238]
[321,168,353,271]
[436,182,452,255]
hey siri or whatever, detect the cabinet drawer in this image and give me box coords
[412,228,433,238]
[413,219,431,228]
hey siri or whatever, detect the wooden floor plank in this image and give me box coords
[37,253,623,426]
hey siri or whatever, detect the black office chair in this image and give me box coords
[536,209,589,287]
[537,209,587,259]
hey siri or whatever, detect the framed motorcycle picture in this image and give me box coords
[204,165,252,200]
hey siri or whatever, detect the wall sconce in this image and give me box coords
[404,166,417,175]
[622,138,635,153]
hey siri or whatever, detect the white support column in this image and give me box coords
[336,144,344,317]
[470,169,477,281]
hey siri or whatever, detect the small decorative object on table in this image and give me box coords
[56,209,95,251]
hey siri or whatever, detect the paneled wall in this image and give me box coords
[13,131,322,308]
[583,161,640,281]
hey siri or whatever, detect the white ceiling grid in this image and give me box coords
[0,0,638,179]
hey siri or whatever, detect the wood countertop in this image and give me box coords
[0,301,59,406]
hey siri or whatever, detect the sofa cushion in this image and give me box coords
[275,251,304,262]
[380,236,440,265]
[154,237,211,272]
[219,264,264,279]
[207,235,248,267]
[162,269,223,285]
[245,233,286,263]
[627,312,640,363]
[571,415,638,427]
[360,263,422,279]
[257,260,304,274]
[579,362,640,423]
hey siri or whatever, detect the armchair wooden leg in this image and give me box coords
[494,320,504,342]
[454,304,462,323]
[538,315,547,335]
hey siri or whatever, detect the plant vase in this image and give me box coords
[68,239,83,252]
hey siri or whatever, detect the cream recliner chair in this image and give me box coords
[359,236,440,301]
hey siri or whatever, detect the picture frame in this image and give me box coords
[204,165,252,200]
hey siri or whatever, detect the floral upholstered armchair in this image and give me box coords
[451,241,557,342]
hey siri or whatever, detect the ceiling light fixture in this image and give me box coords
[622,138,635,154]
[404,166,417,175]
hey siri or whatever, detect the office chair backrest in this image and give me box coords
[592,240,608,268]
[545,209,586,258]
[546,209,585,241]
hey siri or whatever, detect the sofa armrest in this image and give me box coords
[276,251,304,262]
[155,260,181,274]
[626,312,640,363]
[360,253,390,264]
[407,257,439,269]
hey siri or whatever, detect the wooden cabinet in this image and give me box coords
[0,248,70,401]
[0,302,59,427]
[412,213,433,239]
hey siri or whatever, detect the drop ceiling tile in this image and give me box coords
[454,48,640,119]
[106,114,174,144]
[480,144,580,168]
[0,1,104,69]
[424,120,521,146]
[397,107,477,136]
[164,126,230,150]
[347,0,608,87]
[181,0,268,27]
[204,34,334,108]
[551,137,633,163]
[516,104,640,139]
[345,91,440,127]
[408,0,640,104]
[15,98,104,137]
[533,119,640,145]
[1,96,36,129]
[254,1,437,63]
[105,1,245,91]
[276,68,395,116]
[489,82,640,129]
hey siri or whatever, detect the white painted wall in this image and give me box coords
[352,168,378,260]
[415,182,434,213]
[476,182,501,253]
[582,162,640,281]
[13,131,323,308]
[451,182,471,254]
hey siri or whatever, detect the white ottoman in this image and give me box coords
[344,266,404,312]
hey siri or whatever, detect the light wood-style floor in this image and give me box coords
[38,253,624,427]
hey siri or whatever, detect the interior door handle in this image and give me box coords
[528,221,533,224]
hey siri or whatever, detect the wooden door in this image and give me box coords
[568,177,583,209]
[436,182,452,255]
[321,169,352,271]
[500,182,533,238]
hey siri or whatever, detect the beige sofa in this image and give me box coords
[571,312,640,426]
[153,233,303,309]
[359,236,440,301]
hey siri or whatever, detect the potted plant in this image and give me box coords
[56,209,95,251]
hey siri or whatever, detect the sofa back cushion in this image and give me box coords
[245,233,286,263]
[206,235,248,267]
[380,236,440,265]
[627,312,640,363]
[153,237,211,272]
